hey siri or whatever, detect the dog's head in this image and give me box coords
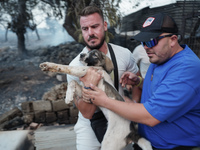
[79,49,114,74]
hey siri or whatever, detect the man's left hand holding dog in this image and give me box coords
[80,67,107,106]
[80,67,102,88]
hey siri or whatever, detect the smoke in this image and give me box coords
[0,19,74,49]
[25,19,74,49]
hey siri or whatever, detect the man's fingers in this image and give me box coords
[89,84,97,91]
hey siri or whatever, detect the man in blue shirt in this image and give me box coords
[80,13,200,149]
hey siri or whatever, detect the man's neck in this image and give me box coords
[172,44,184,57]
[98,42,108,54]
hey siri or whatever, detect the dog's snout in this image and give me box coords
[80,53,86,58]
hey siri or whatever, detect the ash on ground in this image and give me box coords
[0,41,84,116]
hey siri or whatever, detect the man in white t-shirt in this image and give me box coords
[132,44,150,78]
[66,5,139,150]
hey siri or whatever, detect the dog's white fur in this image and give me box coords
[40,50,152,150]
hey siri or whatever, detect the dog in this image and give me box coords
[40,50,152,150]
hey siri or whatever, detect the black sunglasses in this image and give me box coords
[141,34,174,48]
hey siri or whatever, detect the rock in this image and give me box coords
[52,100,69,112]
[34,111,46,123]
[29,122,39,130]
[69,117,78,124]
[46,112,57,123]
[23,113,34,124]
[0,107,22,125]
[0,116,24,130]
[57,110,70,124]
[69,107,78,118]
[42,91,58,101]
[32,100,52,112]
[0,46,10,53]
[42,83,67,101]
[21,100,52,113]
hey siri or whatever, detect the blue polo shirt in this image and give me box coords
[139,45,200,149]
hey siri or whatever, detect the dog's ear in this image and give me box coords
[104,56,114,74]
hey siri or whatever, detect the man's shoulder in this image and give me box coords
[69,47,88,66]
[109,43,129,51]
[109,43,131,55]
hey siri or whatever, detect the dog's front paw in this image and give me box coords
[39,62,49,71]
[137,138,152,150]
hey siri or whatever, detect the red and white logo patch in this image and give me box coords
[143,17,155,28]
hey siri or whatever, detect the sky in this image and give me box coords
[119,0,177,16]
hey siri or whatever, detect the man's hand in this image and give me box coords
[120,72,141,87]
[82,84,109,107]
[80,67,102,87]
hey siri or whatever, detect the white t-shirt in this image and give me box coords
[66,43,138,149]
[132,44,150,78]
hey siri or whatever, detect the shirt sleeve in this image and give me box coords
[127,50,139,74]
[132,45,142,64]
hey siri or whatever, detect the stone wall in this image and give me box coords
[0,82,78,131]
[21,99,78,125]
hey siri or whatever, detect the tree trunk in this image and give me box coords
[35,28,41,40]
[63,14,78,42]
[17,0,27,56]
[5,28,8,42]
[17,30,26,55]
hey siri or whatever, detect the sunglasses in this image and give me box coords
[141,34,174,48]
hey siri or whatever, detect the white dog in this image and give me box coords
[40,50,152,150]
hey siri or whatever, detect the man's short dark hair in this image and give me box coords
[79,5,104,21]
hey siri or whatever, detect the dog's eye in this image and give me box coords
[93,55,98,58]
[80,53,86,58]
[93,52,99,58]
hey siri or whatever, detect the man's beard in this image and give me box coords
[84,34,105,50]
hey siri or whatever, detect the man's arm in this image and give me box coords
[74,96,97,119]
[83,84,160,126]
